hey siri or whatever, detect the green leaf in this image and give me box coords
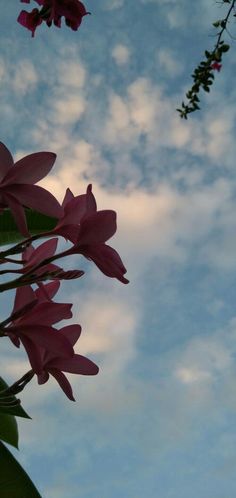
[0,209,57,246]
[0,378,31,419]
[0,441,42,497]
[0,411,18,449]
[0,402,31,419]
[0,378,18,448]
[221,44,230,53]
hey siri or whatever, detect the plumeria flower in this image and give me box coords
[43,185,128,283]
[211,61,222,72]
[17,7,42,36]
[66,209,129,283]
[36,324,99,400]
[4,285,74,374]
[20,238,84,282]
[18,0,90,36]
[45,184,96,243]
[0,142,62,237]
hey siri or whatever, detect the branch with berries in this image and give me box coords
[177,0,235,119]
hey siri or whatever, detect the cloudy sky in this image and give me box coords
[1,1,236,497]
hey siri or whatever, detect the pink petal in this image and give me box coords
[21,302,72,326]
[35,281,60,302]
[23,245,34,261]
[0,143,14,182]
[12,286,35,315]
[81,243,129,284]
[3,152,56,185]
[62,188,74,208]
[50,269,84,280]
[60,324,82,346]
[26,238,58,266]
[20,335,43,375]
[7,184,63,218]
[77,210,117,245]
[10,298,37,323]
[49,369,75,401]
[13,324,74,358]
[54,224,80,243]
[34,263,61,276]
[3,191,29,237]
[37,371,50,385]
[62,194,88,225]
[86,184,97,212]
[50,354,99,375]
[8,333,20,348]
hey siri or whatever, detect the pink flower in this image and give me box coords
[17,8,42,36]
[18,0,90,36]
[36,324,99,400]
[0,142,62,237]
[46,184,96,243]
[67,209,129,284]
[22,238,61,276]
[21,238,84,282]
[211,62,222,72]
[5,285,74,374]
[49,185,129,283]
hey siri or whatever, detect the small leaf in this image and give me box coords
[221,44,230,52]
[0,378,30,419]
[0,442,42,497]
[0,209,57,246]
[0,410,18,449]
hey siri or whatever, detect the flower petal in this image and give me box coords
[3,191,29,237]
[62,194,89,225]
[49,369,75,401]
[86,184,97,211]
[12,324,74,358]
[21,302,72,326]
[35,281,60,302]
[80,243,129,284]
[20,335,43,374]
[54,224,80,243]
[3,152,56,185]
[0,143,14,182]
[37,371,50,385]
[77,210,117,245]
[7,184,63,218]
[62,188,74,208]
[12,286,35,316]
[60,324,82,346]
[26,238,58,267]
[50,354,99,375]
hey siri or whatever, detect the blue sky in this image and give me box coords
[1,1,236,497]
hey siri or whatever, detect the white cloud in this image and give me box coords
[176,367,212,384]
[112,44,130,65]
[157,48,184,76]
[11,60,38,96]
[49,94,86,125]
[174,335,233,386]
[103,0,124,9]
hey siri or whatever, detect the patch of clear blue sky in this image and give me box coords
[2,1,236,498]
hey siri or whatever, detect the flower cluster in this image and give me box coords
[0,142,128,401]
[18,0,90,37]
